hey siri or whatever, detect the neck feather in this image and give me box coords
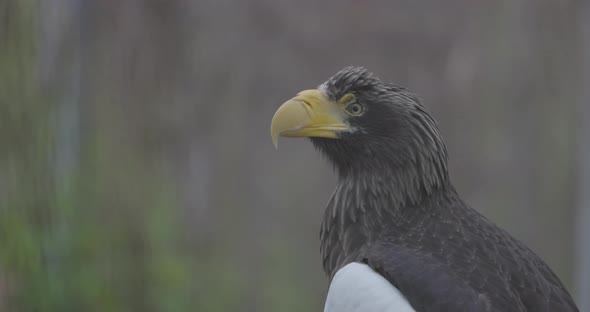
[317,105,457,276]
[319,136,455,277]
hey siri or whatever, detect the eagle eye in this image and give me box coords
[338,93,364,116]
[345,103,364,116]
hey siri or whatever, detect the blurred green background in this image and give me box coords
[1,0,589,311]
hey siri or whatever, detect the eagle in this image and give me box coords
[270,67,579,312]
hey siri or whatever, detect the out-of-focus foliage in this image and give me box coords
[0,0,588,311]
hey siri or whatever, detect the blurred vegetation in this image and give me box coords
[0,0,588,311]
[0,1,319,311]
[1,2,194,311]
[0,1,54,309]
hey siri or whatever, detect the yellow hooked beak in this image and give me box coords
[270,89,349,148]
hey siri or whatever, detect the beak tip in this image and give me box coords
[272,135,279,149]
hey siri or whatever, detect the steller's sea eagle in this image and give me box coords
[270,67,579,312]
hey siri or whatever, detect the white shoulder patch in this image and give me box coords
[324,262,416,312]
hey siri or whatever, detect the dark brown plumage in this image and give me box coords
[311,67,578,311]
